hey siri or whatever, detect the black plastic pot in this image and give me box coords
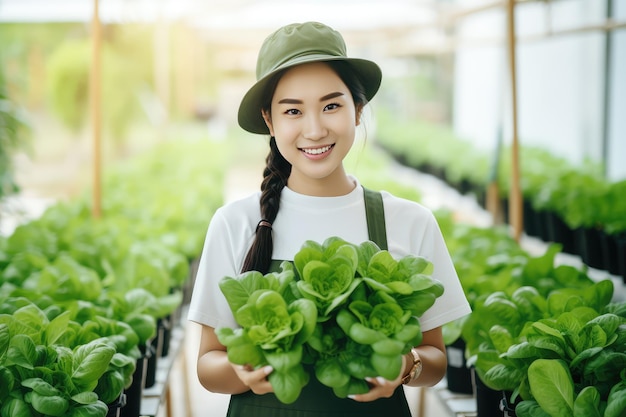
[144,337,159,388]
[546,211,576,254]
[121,350,148,417]
[472,368,504,417]
[445,338,473,394]
[616,235,626,284]
[522,200,538,237]
[602,232,622,276]
[573,227,587,260]
[500,392,519,417]
[107,393,127,417]
[581,227,606,270]
[538,210,551,242]
[159,315,173,357]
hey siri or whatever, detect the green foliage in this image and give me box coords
[45,40,90,131]
[217,236,443,403]
[375,110,491,190]
[216,262,316,404]
[0,138,227,409]
[0,62,29,201]
[377,113,626,234]
[45,37,146,141]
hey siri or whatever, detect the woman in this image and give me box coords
[188,21,471,416]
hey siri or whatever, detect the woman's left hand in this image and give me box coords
[348,374,403,402]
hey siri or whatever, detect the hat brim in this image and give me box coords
[238,55,382,134]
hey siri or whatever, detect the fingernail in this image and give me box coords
[376,377,386,384]
[263,366,273,375]
[365,377,374,383]
[348,395,356,400]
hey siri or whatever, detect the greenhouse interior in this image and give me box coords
[1,0,625,416]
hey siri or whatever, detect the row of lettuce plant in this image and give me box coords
[0,132,427,417]
[0,138,227,417]
[375,112,626,281]
[436,210,626,417]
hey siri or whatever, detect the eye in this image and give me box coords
[324,103,341,111]
[284,108,301,116]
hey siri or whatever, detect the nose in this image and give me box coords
[302,113,328,140]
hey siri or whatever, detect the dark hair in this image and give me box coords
[240,60,369,274]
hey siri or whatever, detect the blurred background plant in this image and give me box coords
[0,61,30,204]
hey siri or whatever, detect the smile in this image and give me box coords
[301,144,333,155]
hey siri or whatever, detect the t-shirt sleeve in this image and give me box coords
[187,208,240,330]
[416,212,472,332]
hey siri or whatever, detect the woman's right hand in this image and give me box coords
[230,363,275,395]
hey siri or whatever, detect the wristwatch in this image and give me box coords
[401,348,423,385]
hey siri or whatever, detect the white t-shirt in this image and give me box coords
[188,177,471,332]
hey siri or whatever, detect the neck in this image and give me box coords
[287,169,355,197]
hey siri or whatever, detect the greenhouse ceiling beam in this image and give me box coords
[387,17,626,57]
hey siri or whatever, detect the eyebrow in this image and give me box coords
[277,91,345,104]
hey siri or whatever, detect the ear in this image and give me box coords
[355,104,364,126]
[262,109,275,136]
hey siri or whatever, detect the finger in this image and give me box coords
[356,377,400,402]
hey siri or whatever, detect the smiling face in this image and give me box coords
[262,62,362,196]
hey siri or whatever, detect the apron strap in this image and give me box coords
[363,186,388,251]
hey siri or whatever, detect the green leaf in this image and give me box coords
[268,365,309,404]
[22,378,61,396]
[370,352,402,380]
[94,370,126,404]
[1,397,32,417]
[527,359,574,417]
[289,298,317,346]
[489,325,514,353]
[605,381,626,417]
[572,386,601,417]
[6,334,37,369]
[332,377,369,398]
[356,241,381,276]
[66,400,108,417]
[215,328,265,366]
[71,391,99,405]
[349,323,385,345]
[219,271,274,314]
[515,400,552,417]
[0,323,9,362]
[45,310,72,346]
[264,346,302,373]
[125,313,156,345]
[315,357,350,388]
[371,338,404,356]
[71,339,116,392]
[26,391,69,417]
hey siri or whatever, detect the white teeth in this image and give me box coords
[303,145,332,155]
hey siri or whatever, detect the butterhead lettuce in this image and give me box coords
[216,237,444,403]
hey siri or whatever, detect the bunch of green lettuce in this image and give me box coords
[292,237,443,397]
[216,237,443,402]
[215,264,317,404]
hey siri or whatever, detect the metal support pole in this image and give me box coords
[90,0,102,218]
[506,0,523,241]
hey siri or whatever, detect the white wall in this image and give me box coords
[452,0,625,180]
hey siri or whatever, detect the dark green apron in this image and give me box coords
[226,188,411,417]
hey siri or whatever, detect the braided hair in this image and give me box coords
[241,60,369,273]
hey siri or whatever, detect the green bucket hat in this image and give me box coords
[237,21,382,134]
